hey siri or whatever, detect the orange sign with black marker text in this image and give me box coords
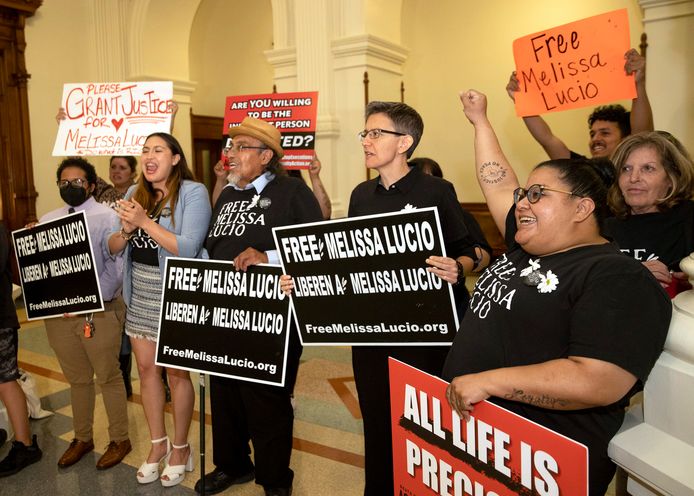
[390,358,588,496]
[512,9,635,117]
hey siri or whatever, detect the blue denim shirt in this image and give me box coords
[111,180,211,306]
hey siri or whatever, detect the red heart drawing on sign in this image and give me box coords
[111,118,124,132]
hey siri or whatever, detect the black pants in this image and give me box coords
[352,345,449,496]
[209,328,302,489]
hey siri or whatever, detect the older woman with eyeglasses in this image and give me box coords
[443,90,671,495]
[605,131,694,297]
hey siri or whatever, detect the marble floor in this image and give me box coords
[1,303,365,496]
[1,299,618,495]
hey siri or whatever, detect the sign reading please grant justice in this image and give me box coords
[512,9,635,116]
[53,81,174,156]
[390,359,588,496]
[223,91,318,169]
[273,207,459,346]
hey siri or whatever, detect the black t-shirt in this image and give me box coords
[349,166,491,317]
[206,175,323,260]
[605,200,694,271]
[129,214,161,266]
[442,206,671,494]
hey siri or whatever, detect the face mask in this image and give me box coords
[60,185,88,207]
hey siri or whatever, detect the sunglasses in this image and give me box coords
[513,184,574,204]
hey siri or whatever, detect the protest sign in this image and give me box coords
[390,359,588,496]
[53,81,174,156]
[512,9,635,116]
[223,91,318,169]
[155,258,291,386]
[12,211,104,319]
[273,207,459,346]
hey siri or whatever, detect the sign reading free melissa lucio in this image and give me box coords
[12,211,104,320]
[155,258,291,387]
[512,9,635,116]
[273,207,459,346]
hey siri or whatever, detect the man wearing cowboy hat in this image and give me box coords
[197,117,322,496]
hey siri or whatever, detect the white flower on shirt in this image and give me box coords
[402,203,416,211]
[519,258,541,277]
[537,270,559,293]
[249,194,261,209]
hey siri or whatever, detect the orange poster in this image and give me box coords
[512,9,635,117]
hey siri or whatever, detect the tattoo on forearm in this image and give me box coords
[504,388,570,409]
[479,161,508,184]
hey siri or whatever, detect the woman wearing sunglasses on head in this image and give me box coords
[107,132,211,487]
[443,90,671,495]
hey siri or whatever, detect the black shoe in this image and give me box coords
[0,429,7,448]
[264,487,292,496]
[0,435,42,477]
[194,467,255,495]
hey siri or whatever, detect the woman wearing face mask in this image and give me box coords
[605,131,694,297]
[36,158,131,471]
[107,133,211,487]
[444,90,671,495]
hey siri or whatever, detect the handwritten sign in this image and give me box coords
[12,212,104,319]
[155,258,291,386]
[390,359,588,496]
[223,91,319,169]
[53,81,174,156]
[512,9,635,116]
[273,208,459,346]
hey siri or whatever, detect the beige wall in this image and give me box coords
[23,0,687,218]
[189,0,274,117]
[401,0,644,202]
[25,0,109,217]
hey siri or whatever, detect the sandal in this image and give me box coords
[136,436,170,484]
[160,442,194,487]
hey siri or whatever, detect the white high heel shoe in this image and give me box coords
[160,443,194,487]
[136,436,171,484]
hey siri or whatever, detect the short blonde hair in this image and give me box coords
[609,131,694,218]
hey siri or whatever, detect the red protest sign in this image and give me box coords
[223,91,319,169]
[389,358,588,496]
[512,9,635,117]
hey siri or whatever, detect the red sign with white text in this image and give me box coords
[223,91,318,169]
[390,359,588,496]
[512,9,635,116]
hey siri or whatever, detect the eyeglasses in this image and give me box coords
[57,178,88,189]
[223,143,268,154]
[513,184,575,204]
[357,128,407,142]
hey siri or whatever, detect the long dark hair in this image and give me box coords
[131,132,195,226]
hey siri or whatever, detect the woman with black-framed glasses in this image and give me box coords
[443,90,671,495]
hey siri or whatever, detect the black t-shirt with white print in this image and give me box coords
[206,174,323,261]
[605,200,694,271]
[443,206,671,495]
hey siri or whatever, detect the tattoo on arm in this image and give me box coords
[479,161,508,184]
[504,388,570,409]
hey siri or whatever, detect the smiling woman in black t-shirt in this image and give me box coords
[444,90,671,495]
[606,131,694,296]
